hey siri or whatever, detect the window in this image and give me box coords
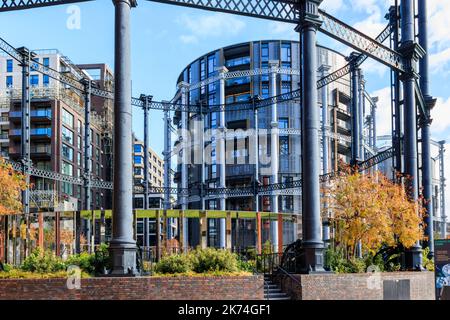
[134,198,144,209]
[281,62,291,82]
[6,76,12,88]
[158,160,161,167]
[281,82,291,94]
[31,58,38,71]
[62,144,74,161]
[134,167,143,176]
[77,152,82,166]
[6,59,13,72]
[261,84,269,99]
[62,109,74,128]
[226,76,250,86]
[207,54,216,75]
[43,58,50,67]
[77,136,82,149]
[43,75,49,87]
[225,56,251,68]
[261,43,269,62]
[279,118,289,129]
[211,112,217,129]
[281,43,291,62]
[96,163,100,176]
[77,120,82,134]
[62,126,73,145]
[96,148,100,161]
[134,144,142,153]
[96,133,100,145]
[30,75,39,87]
[62,162,73,176]
[280,136,289,155]
[134,156,142,164]
[261,61,269,81]
[62,182,73,196]
[153,155,156,162]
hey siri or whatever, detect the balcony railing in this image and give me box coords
[9,109,52,120]
[10,128,52,137]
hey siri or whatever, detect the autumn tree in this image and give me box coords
[323,166,424,259]
[0,157,27,216]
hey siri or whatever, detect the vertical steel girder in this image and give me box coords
[179,82,189,250]
[218,67,228,249]
[269,60,279,252]
[297,0,325,273]
[109,0,137,276]
[163,103,172,238]
[141,94,151,248]
[83,79,92,253]
[17,47,31,219]
[358,69,365,161]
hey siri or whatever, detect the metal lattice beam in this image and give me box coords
[318,10,405,73]
[0,0,92,12]
[317,24,392,89]
[147,0,298,23]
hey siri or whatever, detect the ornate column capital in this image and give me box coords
[295,0,323,31]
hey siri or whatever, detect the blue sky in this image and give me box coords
[1,0,449,219]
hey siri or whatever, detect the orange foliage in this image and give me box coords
[0,157,27,215]
[323,166,424,258]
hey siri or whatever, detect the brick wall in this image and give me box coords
[275,272,435,300]
[0,275,264,300]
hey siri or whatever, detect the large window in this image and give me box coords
[261,43,269,62]
[43,58,50,67]
[134,144,142,153]
[134,156,142,164]
[207,54,216,75]
[62,144,74,161]
[6,76,12,88]
[30,75,39,87]
[200,58,206,95]
[43,75,49,87]
[279,118,289,129]
[62,109,74,128]
[226,76,250,87]
[62,126,73,145]
[62,161,73,176]
[225,56,250,68]
[281,43,291,62]
[6,59,13,72]
[279,136,289,155]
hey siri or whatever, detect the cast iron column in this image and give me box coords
[141,94,152,247]
[109,0,137,275]
[18,47,31,257]
[348,53,361,165]
[358,69,365,161]
[163,101,172,238]
[296,0,325,273]
[418,0,436,258]
[269,60,279,252]
[18,48,30,217]
[399,0,425,270]
[319,64,331,247]
[179,82,189,250]
[218,66,228,249]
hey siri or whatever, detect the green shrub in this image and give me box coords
[0,269,90,279]
[93,243,111,274]
[154,254,192,274]
[422,247,434,271]
[237,258,256,273]
[66,252,95,274]
[21,248,66,273]
[190,248,238,273]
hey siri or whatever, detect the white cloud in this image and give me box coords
[431,97,450,135]
[179,35,198,44]
[321,0,346,14]
[175,13,245,44]
[371,86,392,136]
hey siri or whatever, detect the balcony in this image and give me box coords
[226,163,253,177]
[9,128,52,140]
[9,109,52,123]
[0,116,8,125]
[0,132,8,143]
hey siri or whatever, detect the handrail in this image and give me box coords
[274,265,300,300]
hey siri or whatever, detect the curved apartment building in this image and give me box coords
[172,40,353,249]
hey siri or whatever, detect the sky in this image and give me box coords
[0,0,449,220]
